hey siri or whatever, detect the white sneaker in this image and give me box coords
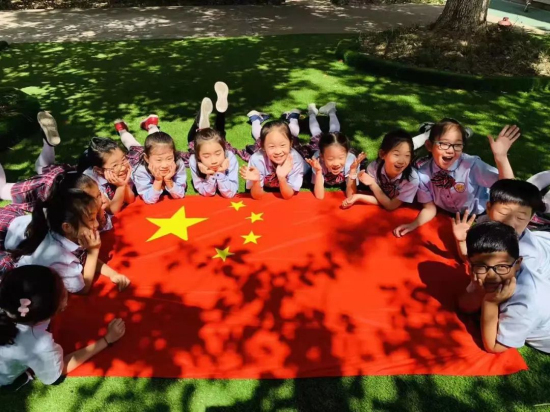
[319,102,336,115]
[214,81,229,113]
[199,98,213,130]
[308,103,318,116]
[37,111,61,146]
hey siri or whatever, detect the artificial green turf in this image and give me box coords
[1,34,550,412]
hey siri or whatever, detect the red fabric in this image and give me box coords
[54,193,527,379]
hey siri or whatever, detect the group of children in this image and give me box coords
[1,81,549,387]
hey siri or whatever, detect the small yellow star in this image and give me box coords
[212,247,234,262]
[146,207,207,242]
[246,212,264,223]
[230,201,246,211]
[242,231,261,245]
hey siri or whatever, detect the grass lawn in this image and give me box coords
[1,34,550,411]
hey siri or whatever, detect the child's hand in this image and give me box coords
[276,154,293,178]
[487,125,521,158]
[452,210,476,242]
[393,222,418,238]
[198,162,216,176]
[79,229,101,251]
[240,166,261,181]
[105,318,126,344]
[358,170,375,187]
[111,273,131,291]
[306,158,322,173]
[163,162,177,183]
[484,277,516,304]
[342,194,358,209]
[105,169,129,188]
[217,158,231,174]
[150,164,164,182]
[350,152,366,172]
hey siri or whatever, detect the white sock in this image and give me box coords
[35,140,55,174]
[251,119,262,141]
[309,114,322,137]
[288,118,300,138]
[119,130,141,149]
[147,125,160,135]
[544,192,550,214]
[328,112,340,133]
[0,164,13,200]
[412,131,430,151]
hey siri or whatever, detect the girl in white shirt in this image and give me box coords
[0,265,126,386]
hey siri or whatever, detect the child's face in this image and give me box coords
[145,144,176,175]
[100,148,129,179]
[82,182,109,211]
[263,131,291,165]
[382,141,412,179]
[469,251,521,293]
[427,127,464,170]
[63,203,100,242]
[321,145,347,175]
[487,202,532,235]
[198,141,225,171]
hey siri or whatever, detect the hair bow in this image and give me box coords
[18,298,31,317]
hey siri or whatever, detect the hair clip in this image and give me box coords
[18,298,31,317]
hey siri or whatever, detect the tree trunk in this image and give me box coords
[432,0,490,33]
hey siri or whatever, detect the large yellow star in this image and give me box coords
[212,247,234,262]
[242,231,261,245]
[146,207,207,242]
[246,212,264,223]
[230,201,246,211]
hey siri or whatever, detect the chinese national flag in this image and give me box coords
[54,193,527,379]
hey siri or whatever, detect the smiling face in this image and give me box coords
[197,140,225,171]
[321,144,347,175]
[97,148,129,179]
[469,251,521,293]
[145,144,176,175]
[81,181,109,211]
[263,130,291,165]
[427,126,464,170]
[382,141,412,179]
[487,202,533,235]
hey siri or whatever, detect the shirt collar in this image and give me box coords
[51,232,80,253]
[379,162,403,183]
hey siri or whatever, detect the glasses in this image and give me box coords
[471,259,519,275]
[103,157,129,173]
[435,142,464,152]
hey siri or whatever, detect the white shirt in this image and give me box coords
[5,215,85,293]
[519,229,550,282]
[0,322,64,386]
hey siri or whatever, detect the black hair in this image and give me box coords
[77,137,124,174]
[12,172,98,259]
[0,266,65,346]
[489,179,545,216]
[318,132,350,155]
[194,128,226,158]
[428,118,469,148]
[144,132,177,162]
[259,120,293,148]
[466,221,520,259]
[376,129,414,183]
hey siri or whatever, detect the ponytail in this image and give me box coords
[0,266,65,346]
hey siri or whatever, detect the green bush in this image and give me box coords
[0,87,41,151]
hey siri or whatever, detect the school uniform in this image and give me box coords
[417,154,499,214]
[497,265,550,353]
[5,215,86,294]
[310,151,356,187]
[189,151,239,198]
[246,149,306,192]
[364,160,420,203]
[132,159,187,204]
[0,205,27,274]
[83,167,120,201]
[0,321,64,386]
[518,229,550,281]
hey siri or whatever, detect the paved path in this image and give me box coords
[0,0,547,44]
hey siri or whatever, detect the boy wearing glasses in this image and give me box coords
[394,118,520,237]
[459,221,550,354]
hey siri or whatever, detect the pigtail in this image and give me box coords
[11,199,50,259]
[376,159,385,185]
[77,137,122,173]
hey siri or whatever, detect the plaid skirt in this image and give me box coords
[0,204,27,274]
[10,164,75,213]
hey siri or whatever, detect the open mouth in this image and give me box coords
[483,282,501,292]
[441,156,454,163]
[331,167,343,174]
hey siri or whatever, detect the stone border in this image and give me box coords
[336,39,550,93]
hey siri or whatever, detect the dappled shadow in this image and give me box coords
[490,0,550,32]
